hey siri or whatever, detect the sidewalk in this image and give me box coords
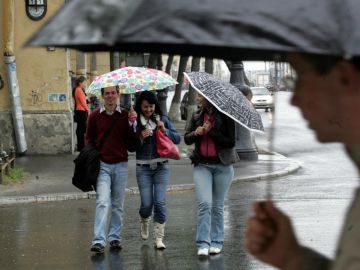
[0,121,302,205]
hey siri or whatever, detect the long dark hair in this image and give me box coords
[134,91,163,123]
[72,76,87,98]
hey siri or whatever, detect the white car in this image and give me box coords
[250,87,275,112]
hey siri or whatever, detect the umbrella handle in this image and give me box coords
[128,98,137,132]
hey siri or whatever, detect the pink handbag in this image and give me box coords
[156,129,180,160]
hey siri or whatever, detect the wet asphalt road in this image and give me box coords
[0,92,359,270]
[0,181,353,270]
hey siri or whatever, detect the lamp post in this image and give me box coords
[229,61,258,161]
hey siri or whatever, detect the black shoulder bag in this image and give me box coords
[72,115,119,192]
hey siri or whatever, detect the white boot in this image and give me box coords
[140,217,151,240]
[154,222,166,249]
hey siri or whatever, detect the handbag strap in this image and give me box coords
[98,114,120,151]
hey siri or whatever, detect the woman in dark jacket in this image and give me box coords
[184,93,236,257]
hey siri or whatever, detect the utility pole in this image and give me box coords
[229,61,258,161]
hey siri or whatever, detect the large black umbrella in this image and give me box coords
[27,0,360,60]
[26,0,143,49]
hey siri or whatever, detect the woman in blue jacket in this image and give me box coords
[134,90,181,249]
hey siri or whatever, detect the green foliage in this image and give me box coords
[3,166,24,185]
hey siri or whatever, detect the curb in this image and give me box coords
[0,157,302,206]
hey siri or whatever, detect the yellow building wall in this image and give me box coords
[0,0,10,111]
[15,0,69,112]
[0,1,140,153]
[96,52,112,76]
[1,1,143,115]
[69,51,111,88]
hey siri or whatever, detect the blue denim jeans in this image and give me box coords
[92,161,128,246]
[193,163,234,249]
[136,162,169,224]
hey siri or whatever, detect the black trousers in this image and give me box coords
[74,110,88,151]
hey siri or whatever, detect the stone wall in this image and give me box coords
[0,112,73,154]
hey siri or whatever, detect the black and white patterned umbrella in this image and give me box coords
[184,72,264,132]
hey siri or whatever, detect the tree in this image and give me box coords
[168,55,189,121]
[157,54,163,70]
[147,53,171,115]
[165,55,174,74]
[148,53,158,68]
[186,57,201,126]
[205,58,214,74]
[157,55,174,116]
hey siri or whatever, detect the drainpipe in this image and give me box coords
[3,0,27,154]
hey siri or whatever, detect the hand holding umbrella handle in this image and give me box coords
[203,121,212,133]
[128,106,137,123]
[195,126,205,136]
[128,106,137,133]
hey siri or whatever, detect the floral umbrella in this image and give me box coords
[86,66,178,96]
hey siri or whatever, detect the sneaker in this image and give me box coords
[197,248,209,256]
[209,247,222,254]
[90,243,105,254]
[109,240,122,251]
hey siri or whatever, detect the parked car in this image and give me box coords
[265,83,276,92]
[180,91,189,120]
[250,86,275,112]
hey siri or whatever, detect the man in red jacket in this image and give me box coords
[86,86,138,254]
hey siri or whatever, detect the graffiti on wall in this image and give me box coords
[29,83,48,106]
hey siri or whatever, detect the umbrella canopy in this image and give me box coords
[26,0,143,49]
[27,0,360,60]
[184,72,264,132]
[86,67,178,96]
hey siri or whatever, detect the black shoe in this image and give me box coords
[91,243,105,254]
[109,240,122,251]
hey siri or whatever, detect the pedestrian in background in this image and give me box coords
[72,76,89,151]
[134,90,181,249]
[89,94,100,112]
[86,86,138,254]
[184,93,236,257]
[246,53,360,270]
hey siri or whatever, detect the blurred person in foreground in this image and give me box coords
[86,86,138,254]
[246,53,360,270]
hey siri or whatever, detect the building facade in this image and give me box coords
[0,1,111,154]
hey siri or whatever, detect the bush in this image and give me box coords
[3,166,24,185]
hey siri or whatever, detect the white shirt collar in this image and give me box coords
[99,105,122,114]
[140,114,160,130]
